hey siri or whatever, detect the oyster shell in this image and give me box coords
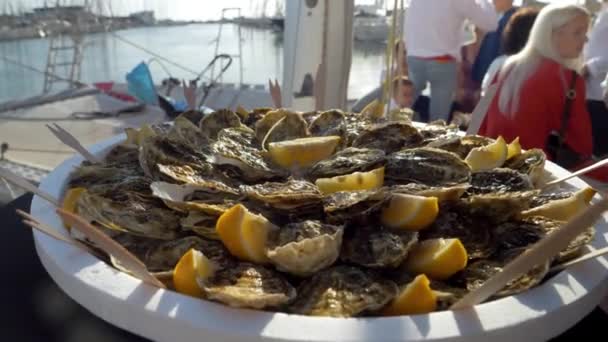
[267,220,344,276]
[385,147,471,186]
[150,181,241,213]
[340,225,418,268]
[352,122,423,153]
[103,144,142,170]
[389,183,469,202]
[180,211,220,240]
[308,147,385,179]
[323,189,389,225]
[240,179,323,210]
[261,112,309,148]
[466,190,538,223]
[144,236,233,272]
[139,135,214,180]
[200,262,296,309]
[456,248,550,298]
[529,192,573,208]
[211,127,284,182]
[199,109,243,140]
[76,188,181,240]
[468,168,533,194]
[289,265,398,317]
[168,115,211,147]
[68,165,142,189]
[504,149,546,187]
[421,204,495,259]
[254,109,291,142]
[428,134,494,159]
[308,109,346,140]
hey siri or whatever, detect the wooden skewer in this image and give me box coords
[549,245,608,274]
[46,123,102,163]
[450,197,608,310]
[543,157,608,188]
[56,209,166,289]
[0,168,59,206]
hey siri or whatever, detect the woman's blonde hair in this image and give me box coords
[497,3,589,115]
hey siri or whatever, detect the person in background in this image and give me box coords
[380,40,408,85]
[389,76,415,110]
[481,7,540,94]
[472,0,517,87]
[478,3,606,182]
[582,0,608,157]
[405,0,498,123]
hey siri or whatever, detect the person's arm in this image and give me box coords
[457,0,498,32]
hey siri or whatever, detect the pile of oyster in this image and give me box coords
[65,107,594,317]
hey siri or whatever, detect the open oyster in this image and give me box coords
[385,147,471,186]
[307,147,385,179]
[139,135,214,180]
[308,109,346,140]
[504,149,546,187]
[267,220,344,276]
[199,262,296,309]
[168,115,210,148]
[254,109,292,142]
[76,186,181,240]
[323,189,389,225]
[144,236,233,272]
[240,179,323,210]
[340,225,418,268]
[389,183,469,202]
[466,190,538,223]
[180,211,220,240]
[199,109,243,140]
[150,181,241,214]
[261,111,309,148]
[68,164,142,189]
[468,168,533,194]
[289,265,398,317]
[211,127,284,182]
[352,122,423,153]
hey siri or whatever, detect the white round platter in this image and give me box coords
[30,133,608,342]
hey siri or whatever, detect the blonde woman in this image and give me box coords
[478,3,606,181]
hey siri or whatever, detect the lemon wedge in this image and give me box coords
[382,274,437,316]
[507,137,521,160]
[268,136,340,169]
[522,187,597,221]
[381,194,439,231]
[315,167,385,195]
[61,187,87,231]
[464,136,508,171]
[173,248,216,298]
[403,238,468,280]
[216,204,276,263]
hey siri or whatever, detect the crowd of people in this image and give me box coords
[388,0,608,181]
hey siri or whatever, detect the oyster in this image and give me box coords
[261,112,309,148]
[427,135,494,160]
[308,109,346,140]
[76,187,181,240]
[308,147,385,179]
[103,144,142,169]
[389,183,469,202]
[340,225,418,268]
[418,122,460,142]
[504,149,546,187]
[289,265,398,317]
[240,179,323,210]
[421,204,494,259]
[175,110,205,126]
[468,168,533,194]
[139,135,214,180]
[494,216,594,263]
[385,147,471,186]
[150,181,241,213]
[180,211,220,240]
[267,220,344,276]
[211,127,284,182]
[200,262,296,309]
[466,190,538,223]
[529,191,573,208]
[254,109,291,142]
[144,236,233,272]
[352,122,423,153]
[430,282,467,311]
[456,248,550,298]
[168,115,210,147]
[68,164,142,189]
[323,189,389,225]
[199,109,243,139]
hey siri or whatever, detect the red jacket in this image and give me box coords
[479,58,607,182]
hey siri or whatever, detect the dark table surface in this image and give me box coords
[2,194,607,342]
